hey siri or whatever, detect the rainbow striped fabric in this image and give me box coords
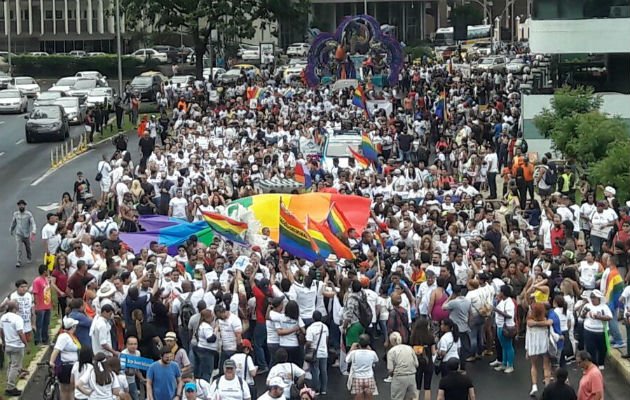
[348,146,370,168]
[604,265,624,309]
[278,202,320,261]
[360,132,379,161]
[309,217,355,260]
[202,211,248,245]
[326,202,352,237]
[352,85,369,116]
[294,161,312,189]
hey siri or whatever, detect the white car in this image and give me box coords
[237,44,258,58]
[86,87,114,108]
[76,71,108,86]
[68,50,87,57]
[88,52,107,57]
[170,75,195,88]
[34,91,65,107]
[130,49,168,63]
[287,43,310,57]
[241,48,260,61]
[284,64,306,83]
[321,129,363,170]
[202,67,226,81]
[0,89,28,113]
[54,96,86,125]
[12,76,40,97]
[49,76,80,94]
[29,52,49,57]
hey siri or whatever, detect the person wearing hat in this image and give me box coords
[258,377,285,400]
[49,316,80,400]
[164,331,192,377]
[10,199,36,269]
[183,381,203,400]
[208,359,251,400]
[581,290,613,368]
[230,339,258,399]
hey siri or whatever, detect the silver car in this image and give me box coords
[86,87,114,108]
[34,91,65,107]
[67,78,100,100]
[54,96,86,125]
[0,89,28,113]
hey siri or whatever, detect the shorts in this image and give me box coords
[58,363,74,384]
[351,377,377,395]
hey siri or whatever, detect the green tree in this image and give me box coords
[122,0,310,78]
[590,141,630,202]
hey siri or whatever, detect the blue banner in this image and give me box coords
[120,354,154,371]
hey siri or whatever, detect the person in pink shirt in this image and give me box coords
[31,264,53,345]
[577,350,604,400]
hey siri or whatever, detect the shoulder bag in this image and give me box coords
[304,325,324,363]
[434,340,454,376]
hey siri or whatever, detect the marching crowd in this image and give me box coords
[3,46,630,400]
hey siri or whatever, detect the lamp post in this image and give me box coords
[115,0,123,97]
[363,0,368,15]
[1,0,11,75]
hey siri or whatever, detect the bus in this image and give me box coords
[434,24,492,48]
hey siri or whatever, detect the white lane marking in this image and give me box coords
[15,139,24,145]
[30,148,93,186]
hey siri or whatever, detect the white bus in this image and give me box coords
[434,24,492,48]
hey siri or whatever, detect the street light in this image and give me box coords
[1,0,11,75]
[115,0,123,98]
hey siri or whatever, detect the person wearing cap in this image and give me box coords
[49,316,80,400]
[581,290,613,368]
[184,381,203,400]
[10,199,36,269]
[230,339,258,399]
[258,377,285,400]
[208,358,251,400]
[164,331,192,377]
[267,348,305,400]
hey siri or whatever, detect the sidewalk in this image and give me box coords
[608,324,630,385]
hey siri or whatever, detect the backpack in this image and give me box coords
[180,292,196,328]
[544,166,557,186]
[356,292,373,329]
[93,222,111,242]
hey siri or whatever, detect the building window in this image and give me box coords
[83,10,88,19]
[67,10,74,19]
[55,10,63,19]
[21,10,29,20]
[9,11,14,20]
[45,10,53,20]
[92,10,97,18]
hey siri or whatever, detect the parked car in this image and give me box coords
[75,71,108,86]
[29,52,49,57]
[284,64,306,83]
[202,67,226,81]
[54,96,86,125]
[68,50,87,57]
[49,76,80,95]
[241,47,260,61]
[170,75,195,89]
[237,44,259,58]
[34,91,65,107]
[218,68,244,85]
[474,56,507,73]
[0,89,28,113]
[471,42,492,57]
[177,47,195,63]
[153,45,179,63]
[130,74,163,101]
[130,49,168,63]
[0,70,11,89]
[86,87,114,108]
[87,52,107,57]
[67,79,101,100]
[12,76,40,97]
[506,57,528,74]
[286,43,310,57]
[25,104,70,142]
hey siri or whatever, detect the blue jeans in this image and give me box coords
[253,323,269,370]
[128,382,139,400]
[194,347,215,381]
[591,236,606,256]
[35,310,51,344]
[497,327,514,368]
[608,310,624,344]
[268,343,280,366]
[218,350,235,375]
[310,357,328,393]
[470,317,485,356]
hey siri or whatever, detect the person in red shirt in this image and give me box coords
[550,214,566,257]
[576,350,604,400]
[250,273,274,373]
[31,264,53,345]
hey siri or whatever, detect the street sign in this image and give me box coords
[120,353,154,371]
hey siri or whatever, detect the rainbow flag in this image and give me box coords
[202,211,248,246]
[360,132,379,162]
[120,217,215,255]
[352,85,370,117]
[309,217,355,260]
[294,161,312,189]
[604,266,624,310]
[348,146,370,168]
[306,216,333,259]
[326,202,352,237]
[279,201,320,261]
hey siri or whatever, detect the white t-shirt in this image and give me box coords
[590,210,617,239]
[267,363,305,399]
[169,197,189,219]
[437,331,461,361]
[276,316,305,347]
[79,369,121,400]
[89,315,113,356]
[266,310,283,345]
[197,321,218,351]
[41,223,60,253]
[71,363,93,400]
[54,332,80,363]
[217,313,242,352]
[305,321,329,359]
[583,302,613,333]
[8,291,33,333]
[622,286,630,314]
[209,375,251,400]
[345,349,378,378]
[579,261,601,289]
[230,353,256,385]
[288,283,318,320]
[0,312,25,348]
[495,298,516,328]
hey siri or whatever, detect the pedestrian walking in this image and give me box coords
[0,301,28,397]
[386,332,418,400]
[10,199,36,268]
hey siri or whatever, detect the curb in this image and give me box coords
[608,347,630,386]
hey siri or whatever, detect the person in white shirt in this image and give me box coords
[76,352,123,400]
[581,290,613,367]
[590,202,617,256]
[169,189,189,220]
[416,271,437,318]
[578,253,602,291]
[257,377,286,400]
[491,285,516,373]
[0,301,27,396]
[305,311,329,395]
[345,334,379,399]
[215,303,243,369]
[89,304,117,357]
[230,339,258,399]
[267,349,305,400]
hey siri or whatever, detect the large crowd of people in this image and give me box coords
[2,44,628,400]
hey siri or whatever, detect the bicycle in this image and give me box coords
[41,363,60,400]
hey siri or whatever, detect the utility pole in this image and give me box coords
[115,0,123,99]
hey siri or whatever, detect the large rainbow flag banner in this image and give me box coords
[202,211,248,246]
[227,193,371,242]
[120,217,214,255]
[279,202,320,261]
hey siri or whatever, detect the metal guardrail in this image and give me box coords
[49,130,91,169]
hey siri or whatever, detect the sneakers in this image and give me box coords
[489,360,501,367]
[5,388,22,396]
[494,365,506,371]
[331,361,340,368]
[504,367,514,374]
[529,384,538,396]
[383,377,392,383]
[612,342,626,349]
[465,356,477,362]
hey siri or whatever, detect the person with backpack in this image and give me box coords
[208,359,251,400]
[343,280,371,347]
[229,340,258,399]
